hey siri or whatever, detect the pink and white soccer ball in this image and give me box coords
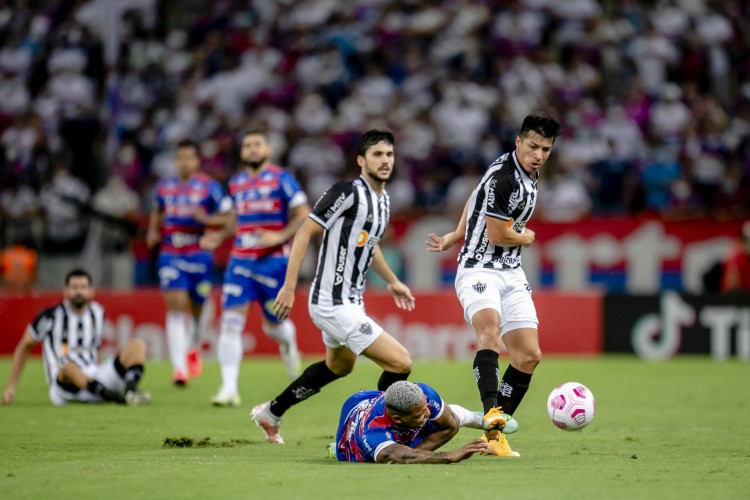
[547,382,596,431]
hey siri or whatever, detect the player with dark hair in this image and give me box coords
[328,380,495,464]
[147,139,228,387]
[200,130,311,406]
[2,269,150,406]
[427,112,562,456]
[250,129,415,444]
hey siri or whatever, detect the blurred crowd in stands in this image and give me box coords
[0,0,749,291]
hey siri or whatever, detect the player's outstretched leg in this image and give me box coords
[250,402,284,444]
[263,320,301,380]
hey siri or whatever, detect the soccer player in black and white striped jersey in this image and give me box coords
[2,269,150,406]
[250,129,415,445]
[427,112,562,456]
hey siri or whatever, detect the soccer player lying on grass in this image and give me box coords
[328,381,502,464]
[2,269,150,406]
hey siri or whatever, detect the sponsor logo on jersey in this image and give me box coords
[222,283,243,297]
[486,178,497,207]
[335,245,347,285]
[325,193,347,219]
[508,187,520,213]
[235,198,281,213]
[356,230,369,247]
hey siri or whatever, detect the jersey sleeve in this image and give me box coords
[309,181,354,229]
[485,174,517,221]
[205,181,227,214]
[363,426,399,463]
[280,171,308,209]
[417,383,445,420]
[28,307,55,342]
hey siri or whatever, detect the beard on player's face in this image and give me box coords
[242,155,268,170]
[69,295,88,309]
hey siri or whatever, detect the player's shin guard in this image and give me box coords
[217,310,245,395]
[497,364,532,416]
[377,370,410,391]
[473,349,500,414]
[269,361,341,418]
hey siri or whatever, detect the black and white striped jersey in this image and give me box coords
[458,151,538,270]
[308,176,390,306]
[27,300,105,386]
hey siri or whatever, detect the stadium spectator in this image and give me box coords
[1,268,150,406]
[250,130,414,445]
[720,221,750,292]
[328,380,497,463]
[37,160,91,289]
[427,112,563,458]
[89,174,139,289]
[0,174,38,249]
[0,0,749,291]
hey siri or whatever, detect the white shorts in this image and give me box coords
[308,303,384,355]
[455,266,538,336]
[49,357,126,406]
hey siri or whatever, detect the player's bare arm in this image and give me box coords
[376,439,490,464]
[256,202,311,248]
[411,405,461,452]
[486,216,535,247]
[200,211,237,250]
[426,198,470,252]
[145,209,163,249]
[2,328,39,404]
[371,245,415,311]
[193,206,232,227]
[273,218,324,320]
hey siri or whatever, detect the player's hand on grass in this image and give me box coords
[426,232,459,252]
[274,285,295,320]
[199,231,223,250]
[255,230,285,248]
[2,386,15,405]
[451,439,492,461]
[387,281,415,311]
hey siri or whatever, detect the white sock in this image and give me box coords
[449,404,483,429]
[166,311,189,373]
[263,320,296,348]
[217,310,245,395]
[188,316,199,351]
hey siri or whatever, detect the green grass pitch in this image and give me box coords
[1,356,749,499]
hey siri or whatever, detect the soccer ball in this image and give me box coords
[547,382,596,431]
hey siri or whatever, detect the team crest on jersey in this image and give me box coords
[366,213,373,223]
[472,281,487,294]
[359,323,373,335]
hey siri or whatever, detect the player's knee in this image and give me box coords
[390,353,412,374]
[58,361,78,379]
[516,349,542,372]
[328,360,355,376]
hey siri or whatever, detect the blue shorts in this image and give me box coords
[221,257,287,322]
[157,253,213,305]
